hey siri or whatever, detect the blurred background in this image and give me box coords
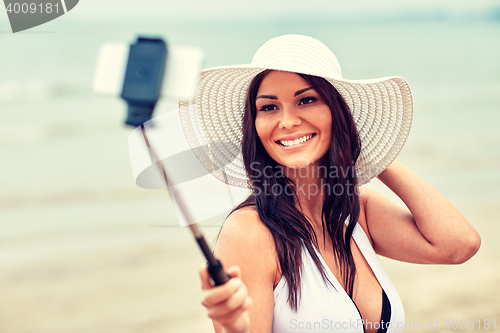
[1,0,499,332]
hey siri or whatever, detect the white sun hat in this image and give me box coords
[179,34,413,187]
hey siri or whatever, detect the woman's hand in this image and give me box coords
[200,264,252,333]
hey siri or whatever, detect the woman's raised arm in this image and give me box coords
[360,160,481,264]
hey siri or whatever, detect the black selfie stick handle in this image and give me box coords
[196,234,230,286]
[208,259,230,286]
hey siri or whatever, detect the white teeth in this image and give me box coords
[279,134,313,147]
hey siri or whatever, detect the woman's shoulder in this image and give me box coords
[218,206,276,253]
[215,205,279,286]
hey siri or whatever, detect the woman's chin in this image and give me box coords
[277,159,318,170]
[274,153,327,171]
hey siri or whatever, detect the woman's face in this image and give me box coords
[254,71,332,169]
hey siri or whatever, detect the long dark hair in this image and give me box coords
[231,70,362,311]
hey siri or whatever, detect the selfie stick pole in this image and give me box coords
[139,125,230,286]
[121,36,230,286]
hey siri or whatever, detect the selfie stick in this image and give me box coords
[121,36,230,286]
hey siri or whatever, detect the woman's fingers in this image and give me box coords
[202,277,242,306]
[213,302,250,331]
[206,283,252,333]
[200,264,251,333]
[204,279,249,316]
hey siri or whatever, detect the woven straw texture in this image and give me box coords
[179,35,413,188]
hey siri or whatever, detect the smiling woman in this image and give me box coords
[178,34,481,333]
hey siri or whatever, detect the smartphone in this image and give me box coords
[93,39,204,101]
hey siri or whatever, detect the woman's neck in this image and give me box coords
[283,161,327,229]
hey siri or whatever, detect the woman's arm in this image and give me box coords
[200,207,278,333]
[360,160,481,264]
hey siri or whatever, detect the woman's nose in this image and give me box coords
[279,106,301,129]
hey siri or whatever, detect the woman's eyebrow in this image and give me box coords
[256,87,314,100]
[294,87,313,96]
[256,94,277,100]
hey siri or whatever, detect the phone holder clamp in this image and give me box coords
[120,37,167,127]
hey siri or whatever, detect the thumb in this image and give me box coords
[225,265,242,279]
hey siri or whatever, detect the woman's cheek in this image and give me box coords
[255,118,271,142]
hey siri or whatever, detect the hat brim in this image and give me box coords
[179,65,413,188]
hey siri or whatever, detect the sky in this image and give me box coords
[58,0,500,21]
[1,0,499,32]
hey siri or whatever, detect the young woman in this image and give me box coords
[179,35,481,333]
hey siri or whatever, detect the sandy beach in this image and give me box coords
[1,193,498,333]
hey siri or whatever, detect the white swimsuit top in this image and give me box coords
[272,224,404,333]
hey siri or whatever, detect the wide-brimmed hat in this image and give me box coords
[179,34,413,188]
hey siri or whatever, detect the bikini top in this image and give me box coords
[272,223,405,333]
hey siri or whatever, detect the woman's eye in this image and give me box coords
[259,104,278,112]
[299,97,318,105]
